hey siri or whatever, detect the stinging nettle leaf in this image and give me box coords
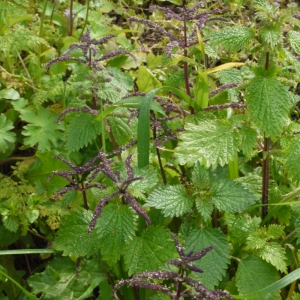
[184,227,230,288]
[65,113,101,153]
[283,135,300,182]
[124,226,177,276]
[94,202,138,265]
[246,75,291,138]
[53,208,99,257]
[209,27,254,52]
[146,185,194,217]
[176,119,240,167]
[236,255,280,300]
[288,31,300,55]
[210,176,259,213]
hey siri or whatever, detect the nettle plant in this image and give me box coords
[3,0,300,299]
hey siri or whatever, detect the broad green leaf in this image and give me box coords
[0,88,20,100]
[65,113,101,153]
[225,215,261,245]
[210,176,259,213]
[0,226,20,247]
[246,75,291,138]
[283,135,300,182]
[107,116,132,146]
[124,226,177,276]
[235,175,262,198]
[209,27,254,52]
[146,185,194,217]
[21,108,62,152]
[107,67,134,97]
[191,162,210,189]
[136,66,161,92]
[288,31,300,55]
[26,151,71,195]
[3,215,18,232]
[176,120,240,167]
[258,242,287,273]
[233,267,300,299]
[0,114,16,153]
[129,166,159,200]
[184,228,230,288]
[236,256,280,300]
[94,202,137,265]
[259,25,281,49]
[240,127,257,157]
[28,257,105,300]
[195,197,214,222]
[53,208,99,257]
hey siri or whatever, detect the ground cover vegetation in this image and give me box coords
[2,0,300,299]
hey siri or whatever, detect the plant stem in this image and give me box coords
[262,51,270,220]
[80,0,90,38]
[262,134,269,219]
[69,0,74,36]
[38,0,48,67]
[81,182,89,210]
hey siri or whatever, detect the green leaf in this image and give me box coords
[258,242,287,273]
[136,66,161,92]
[209,27,254,52]
[195,197,214,222]
[146,185,194,217]
[176,120,240,167]
[210,175,259,213]
[26,151,71,195]
[3,215,18,232]
[246,75,291,138]
[124,226,177,276]
[107,116,132,146]
[233,267,300,299]
[259,25,281,49]
[0,88,20,100]
[28,257,105,300]
[240,127,257,157]
[191,162,210,189]
[21,108,62,152]
[235,256,280,300]
[283,135,300,182]
[53,208,99,257]
[65,113,101,153]
[184,227,230,288]
[288,31,300,55]
[0,114,16,153]
[94,202,137,265]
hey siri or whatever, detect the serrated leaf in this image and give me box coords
[236,255,280,300]
[184,228,230,288]
[129,166,159,200]
[107,67,134,97]
[146,185,194,217]
[246,234,266,250]
[209,27,254,52]
[246,75,291,138]
[210,175,258,213]
[258,242,287,273]
[94,202,137,265]
[288,31,300,55]
[21,108,62,152]
[195,197,214,222]
[267,224,284,239]
[28,257,105,300]
[259,25,281,49]
[65,113,101,153]
[3,215,18,232]
[107,116,132,146]
[283,135,300,182]
[225,215,261,244]
[124,226,177,276]
[53,208,99,257]
[235,175,262,198]
[0,114,16,152]
[192,161,210,189]
[240,127,257,157]
[176,120,240,167]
